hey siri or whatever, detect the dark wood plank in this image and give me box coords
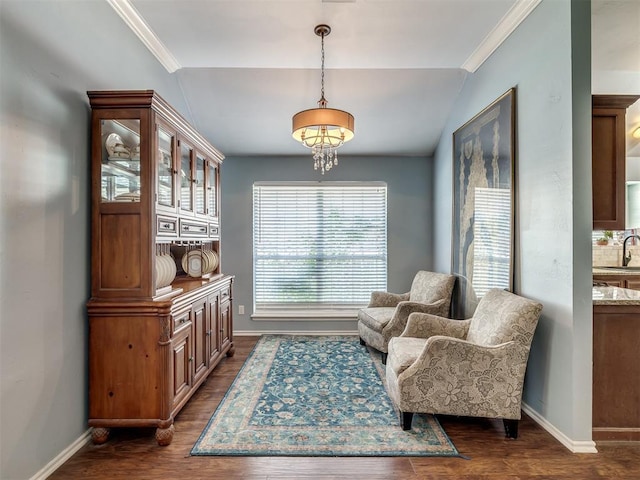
[49,336,640,480]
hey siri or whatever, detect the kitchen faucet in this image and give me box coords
[622,235,640,266]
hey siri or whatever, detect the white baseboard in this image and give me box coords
[235,330,359,336]
[30,428,92,480]
[522,403,597,453]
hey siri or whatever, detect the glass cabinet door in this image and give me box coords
[195,154,206,215]
[157,127,175,208]
[100,119,141,202]
[180,141,193,213]
[207,161,218,219]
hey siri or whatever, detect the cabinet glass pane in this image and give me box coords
[180,143,193,212]
[195,155,206,215]
[208,162,217,218]
[157,128,174,207]
[100,119,141,202]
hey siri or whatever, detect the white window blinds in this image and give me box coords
[253,182,387,311]
[471,187,512,297]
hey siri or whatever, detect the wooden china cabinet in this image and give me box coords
[86,90,234,446]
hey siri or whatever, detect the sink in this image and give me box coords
[596,266,640,271]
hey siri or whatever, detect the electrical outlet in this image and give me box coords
[238,305,245,315]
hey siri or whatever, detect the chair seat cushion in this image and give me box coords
[357,307,396,333]
[387,337,427,376]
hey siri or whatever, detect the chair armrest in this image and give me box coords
[420,336,518,364]
[382,299,449,341]
[368,291,410,308]
[401,312,471,339]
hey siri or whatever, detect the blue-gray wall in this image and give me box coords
[433,0,593,445]
[0,2,188,479]
[221,155,434,333]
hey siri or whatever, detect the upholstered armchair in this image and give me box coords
[358,271,456,364]
[385,288,543,439]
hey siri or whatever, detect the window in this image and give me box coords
[253,182,387,313]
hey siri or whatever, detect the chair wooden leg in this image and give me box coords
[381,352,387,365]
[401,412,414,431]
[503,419,519,439]
[359,337,366,346]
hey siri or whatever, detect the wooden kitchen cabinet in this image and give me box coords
[86,90,234,446]
[593,304,640,441]
[592,95,640,230]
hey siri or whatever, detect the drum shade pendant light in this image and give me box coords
[292,25,354,174]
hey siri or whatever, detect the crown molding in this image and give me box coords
[462,0,542,73]
[106,0,181,73]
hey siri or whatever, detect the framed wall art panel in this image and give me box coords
[451,88,516,319]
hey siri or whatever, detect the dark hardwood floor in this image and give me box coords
[50,336,640,479]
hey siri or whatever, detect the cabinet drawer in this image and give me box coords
[209,224,219,238]
[179,219,208,237]
[157,215,178,237]
[219,285,231,302]
[172,310,191,334]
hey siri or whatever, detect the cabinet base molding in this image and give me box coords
[593,428,640,442]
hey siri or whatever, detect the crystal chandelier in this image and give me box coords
[292,25,355,174]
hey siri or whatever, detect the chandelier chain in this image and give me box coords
[320,30,325,102]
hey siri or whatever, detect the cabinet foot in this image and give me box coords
[91,427,110,444]
[155,424,175,446]
[227,344,236,357]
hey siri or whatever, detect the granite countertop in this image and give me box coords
[593,267,640,276]
[592,267,640,304]
[593,286,640,305]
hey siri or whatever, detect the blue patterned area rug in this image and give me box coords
[191,335,459,457]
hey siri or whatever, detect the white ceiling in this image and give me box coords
[1,0,638,158]
[107,0,536,156]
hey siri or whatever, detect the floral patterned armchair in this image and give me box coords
[385,288,543,439]
[358,271,456,364]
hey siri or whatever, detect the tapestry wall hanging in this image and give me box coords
[451,88,516,319]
